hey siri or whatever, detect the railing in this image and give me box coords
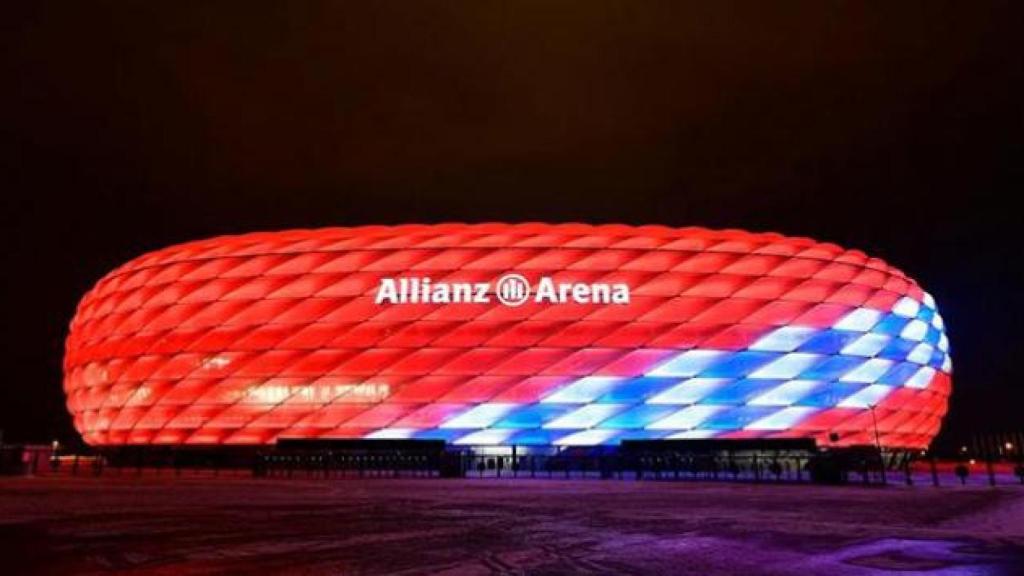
[29,451,1024,488]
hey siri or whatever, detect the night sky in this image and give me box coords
[2,3,1021,446]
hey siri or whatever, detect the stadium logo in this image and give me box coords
[375,274,630,305]
[495,273,530,306]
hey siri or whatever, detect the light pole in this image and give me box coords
[869,404,887,485]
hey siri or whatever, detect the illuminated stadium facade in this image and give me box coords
[64,224,951,451]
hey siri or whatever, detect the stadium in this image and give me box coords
[63,223,951,457]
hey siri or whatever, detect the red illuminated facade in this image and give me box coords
[64,224,950,449]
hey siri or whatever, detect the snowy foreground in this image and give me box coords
[0,476,1022,575]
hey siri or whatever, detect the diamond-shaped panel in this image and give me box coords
[64,224,951,449]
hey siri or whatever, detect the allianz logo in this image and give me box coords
[375,274,630,306]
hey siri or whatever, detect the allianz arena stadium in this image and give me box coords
[63,223,951,450]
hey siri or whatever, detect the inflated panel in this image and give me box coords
[64,224,950,448]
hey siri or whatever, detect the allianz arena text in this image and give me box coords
[63,223,951,449]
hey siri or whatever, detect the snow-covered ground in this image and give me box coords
[0,476,1021,574]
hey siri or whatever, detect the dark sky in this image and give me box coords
[2,2,1021,445]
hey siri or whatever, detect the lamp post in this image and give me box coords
[869,404,887,485]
